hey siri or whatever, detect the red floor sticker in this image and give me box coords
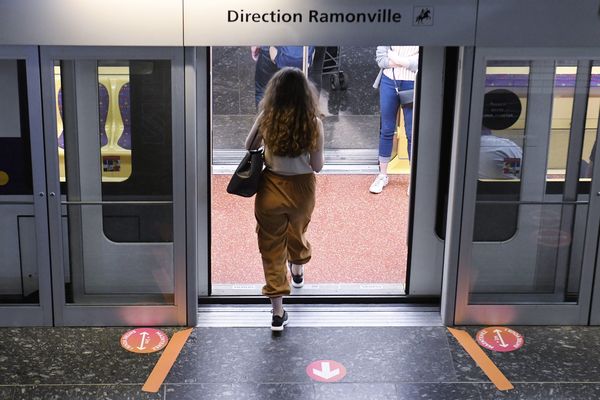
[120,328,169,354]
[537,228,572,247]
[306,360,347,382]
[476,327,524,352]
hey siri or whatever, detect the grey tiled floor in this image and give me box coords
[1,325,600,399]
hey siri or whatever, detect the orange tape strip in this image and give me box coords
[447,328,514,391]
[142,328,193,393]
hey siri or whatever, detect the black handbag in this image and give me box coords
[397,89,414,105]
[226,128,264,197]
[392,69,414,105]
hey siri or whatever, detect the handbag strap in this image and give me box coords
[248,120,262,151]
[392,69,400,92]
[389,46,401,93]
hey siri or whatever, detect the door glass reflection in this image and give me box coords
[0,59,38,305]
[469,59,599,305]
[55,59,174,305]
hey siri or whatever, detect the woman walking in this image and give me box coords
[245,67,324,331]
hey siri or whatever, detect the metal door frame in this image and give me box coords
[448,47,600,325]
[0,45,53,326]
[408,46,451,296]
[199,45,452,299]
[40,46,188,326]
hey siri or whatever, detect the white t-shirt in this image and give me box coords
[245,114,324,175]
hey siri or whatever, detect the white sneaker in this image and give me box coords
[369,174,389,194]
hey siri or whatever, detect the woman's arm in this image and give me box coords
[388,52,419,72]
[244,114,263,150]
[375,46,391,69]
[309,118,325,172]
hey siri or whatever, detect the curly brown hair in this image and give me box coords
[258,67,320,157]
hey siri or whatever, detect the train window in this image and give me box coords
[0,59,38,305]
[468,58,598,301]
[580,65,600,184]
[53,58,175,305]
[53,65,65,181]
[474,61,597,242]
[544,63,598,195]
[0,60,33,196]
[54,65,132,183]
[545,64,577,185]
[100,60,173,244]
[473,62,527,241]
[56,60,173,245]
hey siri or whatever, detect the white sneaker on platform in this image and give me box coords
[369,174,389,194]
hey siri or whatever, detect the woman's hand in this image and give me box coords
[269,46,278,63]
[251,46,260,61]
[387,50,410,69]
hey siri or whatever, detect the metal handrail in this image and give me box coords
[60,201,173,205]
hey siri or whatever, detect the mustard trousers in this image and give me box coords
[254,170,316,297]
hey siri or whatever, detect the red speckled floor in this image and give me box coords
[211,174,409,287]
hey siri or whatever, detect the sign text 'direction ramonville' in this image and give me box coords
[227,9,402,24]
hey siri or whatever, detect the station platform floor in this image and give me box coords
[2,316,600,399]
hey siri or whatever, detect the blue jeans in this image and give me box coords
[255,47,323,108]
[379,75,414,163]
[255,48,279,107]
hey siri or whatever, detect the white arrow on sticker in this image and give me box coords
[313,361,340,380]
[137,332,149,350]
[494,329,509,348]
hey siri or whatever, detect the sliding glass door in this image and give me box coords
[40,47,188,326]
[454,48,600,325]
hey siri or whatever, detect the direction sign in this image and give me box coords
[476,327,524,352]
[306,360,347,382]
[120,328,169,354]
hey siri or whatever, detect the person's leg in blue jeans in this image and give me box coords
[255,49,279,107]
[370,75,400,194]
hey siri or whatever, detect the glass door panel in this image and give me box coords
[0,47,52,326]
[41,47,186,326]
[455,50,600,325]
